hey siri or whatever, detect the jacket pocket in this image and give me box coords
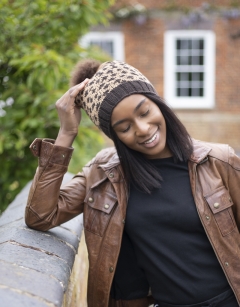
[205,186,236,236]
[84,188,117,237]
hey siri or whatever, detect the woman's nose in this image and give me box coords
[135,120,149,136]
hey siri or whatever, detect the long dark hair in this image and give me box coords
[110,93,193,194]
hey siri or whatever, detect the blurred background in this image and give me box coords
[1,0,240,213]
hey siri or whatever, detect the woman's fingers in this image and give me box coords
[69,78,89,98]
[54,78,90,136]
[56,78,89,110]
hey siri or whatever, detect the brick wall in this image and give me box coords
[215,18,240,111]
[123,18,164,95]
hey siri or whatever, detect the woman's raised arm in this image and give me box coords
[55,78,89,147]
[25,80,89,231]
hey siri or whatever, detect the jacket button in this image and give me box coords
[225,262,229,266]
[104,204,109,209]
[213,203,219,209]
[109,266,114,273]
[205,215,210,220]
[88,197,94,203]
[109,173,114,178]
[122,219,125,224]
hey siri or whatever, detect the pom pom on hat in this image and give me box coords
[70,59,101,87]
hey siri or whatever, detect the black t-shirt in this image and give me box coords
[111,157,230,304]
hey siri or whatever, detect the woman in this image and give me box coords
[25,60,240,307]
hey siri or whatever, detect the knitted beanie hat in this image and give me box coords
[74,60,158,138]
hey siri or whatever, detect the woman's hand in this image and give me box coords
[55,78,89,147]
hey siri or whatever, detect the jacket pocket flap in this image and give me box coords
[84,190,117,214]
[204,186,233,214]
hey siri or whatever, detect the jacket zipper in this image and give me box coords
[192,163,239,305]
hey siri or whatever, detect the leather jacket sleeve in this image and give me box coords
[25,138,87,231]
[228,146,240,230]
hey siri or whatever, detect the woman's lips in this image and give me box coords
[140,129,160,148]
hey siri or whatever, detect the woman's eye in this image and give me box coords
[122,125,130,133]
[141,110,149,117]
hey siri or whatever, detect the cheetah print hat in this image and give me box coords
[74,61,158,139]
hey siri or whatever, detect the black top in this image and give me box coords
[111,157,230,304]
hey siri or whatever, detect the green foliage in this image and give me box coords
[0,0,114,213]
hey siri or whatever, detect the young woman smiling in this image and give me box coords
[25,60,240,307]
[111,95,171,159]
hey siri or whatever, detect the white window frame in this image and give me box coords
[80,31,125,61]
[164,30,216,109]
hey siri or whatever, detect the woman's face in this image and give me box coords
[111,94,172,159]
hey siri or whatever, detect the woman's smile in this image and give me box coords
[139,127,159,148]
[111,94,172,159]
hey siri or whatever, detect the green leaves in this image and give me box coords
[0,0,114,213]
[0,0,113,58]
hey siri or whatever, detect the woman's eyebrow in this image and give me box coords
[112,118,128,128]
[112,98,147,128]
[133,98,147,113]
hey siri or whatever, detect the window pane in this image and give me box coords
[89,40,114,58]
[101,41,113,56]
[199,56,204,65]
[199,88,204,97]
[180,88,189,96]
[188,56,192,65]
[192,39,199,49]
[181,72,189,81]
[188,40,192,49]
[192,73,200,81]
[177,56,189,65]
[199,39,204,50]
[177,56,180,65]
[176,72,189,81]
[180,40,189,49]
[176,73,191,93]
[192,56,200,65]
[192,88,200,96]
[177,88,190,97]
[176,40,181,50]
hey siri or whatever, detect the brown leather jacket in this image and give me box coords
[25,138,240,307]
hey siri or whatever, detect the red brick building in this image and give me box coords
[81,1,240,153]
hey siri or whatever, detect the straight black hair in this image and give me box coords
[109,93,193,194]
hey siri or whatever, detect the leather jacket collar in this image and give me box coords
[99,139,212,172]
